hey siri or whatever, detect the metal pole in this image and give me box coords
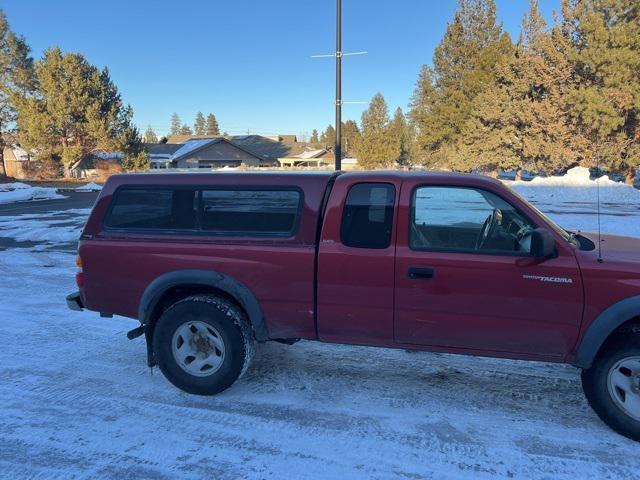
[335,0,342,171]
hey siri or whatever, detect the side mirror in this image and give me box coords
[530,228,556,259]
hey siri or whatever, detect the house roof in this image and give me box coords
[157,134,325,164]
[145,143,182,158]
[171,137,265,163]
[165,134,223,144]
[2,145,31,162]
[290,148,328,159]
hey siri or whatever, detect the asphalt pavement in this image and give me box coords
[0,191,99,216]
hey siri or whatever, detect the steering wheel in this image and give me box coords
[475,208,500,250]
[515,227,534,253]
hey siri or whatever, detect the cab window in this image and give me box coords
[341,183,395,249]
[410,186,535,254]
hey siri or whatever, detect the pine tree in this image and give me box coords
[389,107,413,165]
[342,120,361,156]
[0,10,35,176]
[321,125,335,146]
[179,124,193,135]
[194,111,206,136]
[409,0,514,168]
[170,113,181,136]
[17,47,137,175]
[562,0,640,182]
[120,125,149,172]
[206,113,220,135]
[310,129,319,143]
[458,0,579,174]
[409,65,439,166]
[144,126,158,143]
[355,93,399,168]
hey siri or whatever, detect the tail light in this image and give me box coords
[76,254,84,288]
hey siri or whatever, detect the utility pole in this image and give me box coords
[312,1,366,171]
[335,0,342,170]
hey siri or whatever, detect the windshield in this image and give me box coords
[506,186,576,245]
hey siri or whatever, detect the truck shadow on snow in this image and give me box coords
[154,340,594,432]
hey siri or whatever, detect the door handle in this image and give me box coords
[408,267,435,279]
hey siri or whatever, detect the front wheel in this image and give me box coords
[582,337,640,441]
[153,295,255,395]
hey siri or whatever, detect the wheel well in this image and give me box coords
[596,315,640,356]
[145,284,247,342]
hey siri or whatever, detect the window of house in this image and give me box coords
[340,183,395,249]
[410,186,535,254]
[200,189,301,235]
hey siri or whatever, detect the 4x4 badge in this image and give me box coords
[522,274,573,284]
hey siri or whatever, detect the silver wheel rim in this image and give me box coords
[171,321,225,377]
[607,356,640,421]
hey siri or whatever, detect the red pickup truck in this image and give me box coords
[68,171,640,441]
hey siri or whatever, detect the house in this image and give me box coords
[68,151,124,178]
[148,135,314,169]
[146,143,182,169]
[2,145,32,179]
[165,137,277,169]
[278,148,332,167]
[145,134,358,170]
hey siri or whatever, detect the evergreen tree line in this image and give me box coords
[145,112,221,141]
[311,102,414,168]
[0,10,147,177]
[405,0,639,180]
[347,0,638,178]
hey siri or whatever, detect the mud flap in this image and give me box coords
[144,326,157,368]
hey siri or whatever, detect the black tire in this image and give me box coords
[581,335,640,442]
[153,295,255,395]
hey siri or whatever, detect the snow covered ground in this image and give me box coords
[1,177,640,479]
[0,182,66,204]
[74,182,102,192]
[506,166,640,237]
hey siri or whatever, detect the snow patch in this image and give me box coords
[75,182,103,192]
[0,182,32,192]
[509,166,622,187]
[0,183,66,204]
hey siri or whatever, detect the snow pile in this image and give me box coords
[0,182,66,204]
[0,182,32,192]
[75,182,102,192]
[518,166,619,186]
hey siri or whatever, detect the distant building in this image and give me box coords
[145,143,181,169]
[68,151,124,178]
[2,145,32,179]
[146,134,345,170]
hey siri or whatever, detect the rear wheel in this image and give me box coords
[153,295,254,395]
[582,337,640,441]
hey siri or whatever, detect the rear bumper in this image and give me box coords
[66,291,84,311]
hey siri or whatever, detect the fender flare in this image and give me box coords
[138,269,268,342]
[573,295,640,369]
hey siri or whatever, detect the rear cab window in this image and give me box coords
[340,183,396,249]
[104,186,302,237]
[104,188,197,230]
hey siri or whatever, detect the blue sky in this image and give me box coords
[3,0,560,139]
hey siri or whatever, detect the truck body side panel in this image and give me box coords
[79,172,331,340]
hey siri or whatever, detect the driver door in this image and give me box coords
[394,181,584,360]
